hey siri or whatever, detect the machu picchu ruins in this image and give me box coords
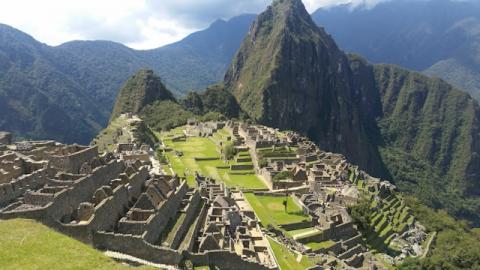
[0,114,434,269]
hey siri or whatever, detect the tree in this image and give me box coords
[348,198,372,230]
[223,143,237,160]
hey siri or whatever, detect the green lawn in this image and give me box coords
[244,194,309,227]
[0,219,153,270]
[160,130,266,189]
[305,240,335,250]
[268,237,314,270]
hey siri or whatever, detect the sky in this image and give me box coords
[0,0,391,50]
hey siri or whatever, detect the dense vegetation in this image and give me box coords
[141,100,195,132]
[372,64,480,224]
[398,197,480,269]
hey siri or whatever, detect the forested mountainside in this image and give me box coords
[312,0,480,101]
[0,15,253,143]
[4,0,480,144]
[224,0,480,224]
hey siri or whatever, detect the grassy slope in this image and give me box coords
[0,219,153,270]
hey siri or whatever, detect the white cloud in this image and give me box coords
[0,0,392,49]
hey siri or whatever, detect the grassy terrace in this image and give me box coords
[268,237,314,270]
[94,115,131,153]
[0,219,153,270]
[304,240,335,250]
[244,194,309,227]
[160,127,267,189]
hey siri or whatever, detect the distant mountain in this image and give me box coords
[110,69,174,121]
[0,15,254,143]
[225,0,480,225]
[312,0,480,100]
[0,24,106,143]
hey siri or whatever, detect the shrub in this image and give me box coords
[273,171,294,181]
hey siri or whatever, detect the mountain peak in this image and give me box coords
[110,69,174,121]
[224,0,384,174]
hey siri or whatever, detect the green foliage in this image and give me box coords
[200,111,226,122]
[402,197,480,269]
[259,158,269,168]
[156,149,168,164]
[374,65,480,224]
[272,171,294,181]
[182,84,241,118]
[141,101,194,131]
[222,143,237,160]
[348,198,372,230]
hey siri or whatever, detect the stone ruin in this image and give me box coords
[0,132,278,270]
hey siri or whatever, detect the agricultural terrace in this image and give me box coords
[352,173,416,253]
[159,127,267,190]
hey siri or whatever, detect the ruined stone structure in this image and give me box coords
[192,177,277,269]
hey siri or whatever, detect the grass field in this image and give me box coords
[160,128,267,189]
[268,237,314,270]
[244,194,310,226]
[0,219,153,270]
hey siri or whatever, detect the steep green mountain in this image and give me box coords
[225,0,480,224]
[110,69,174,121]
[0,15,254,143]
[224,0,386,175]
[312,0,480,100]
[111,70,239,132]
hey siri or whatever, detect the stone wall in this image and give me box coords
[186,250,276,270]
[0,168,49,206]
[50,146,98,174]
[187,200,208,252]
[93,231,182,266]
[170,190,201,249]
[142,181,189,244]
[279,221,315,231]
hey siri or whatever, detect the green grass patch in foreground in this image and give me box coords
[0,219,153,270]
[244,194,310,227]
[268,237,314,270]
